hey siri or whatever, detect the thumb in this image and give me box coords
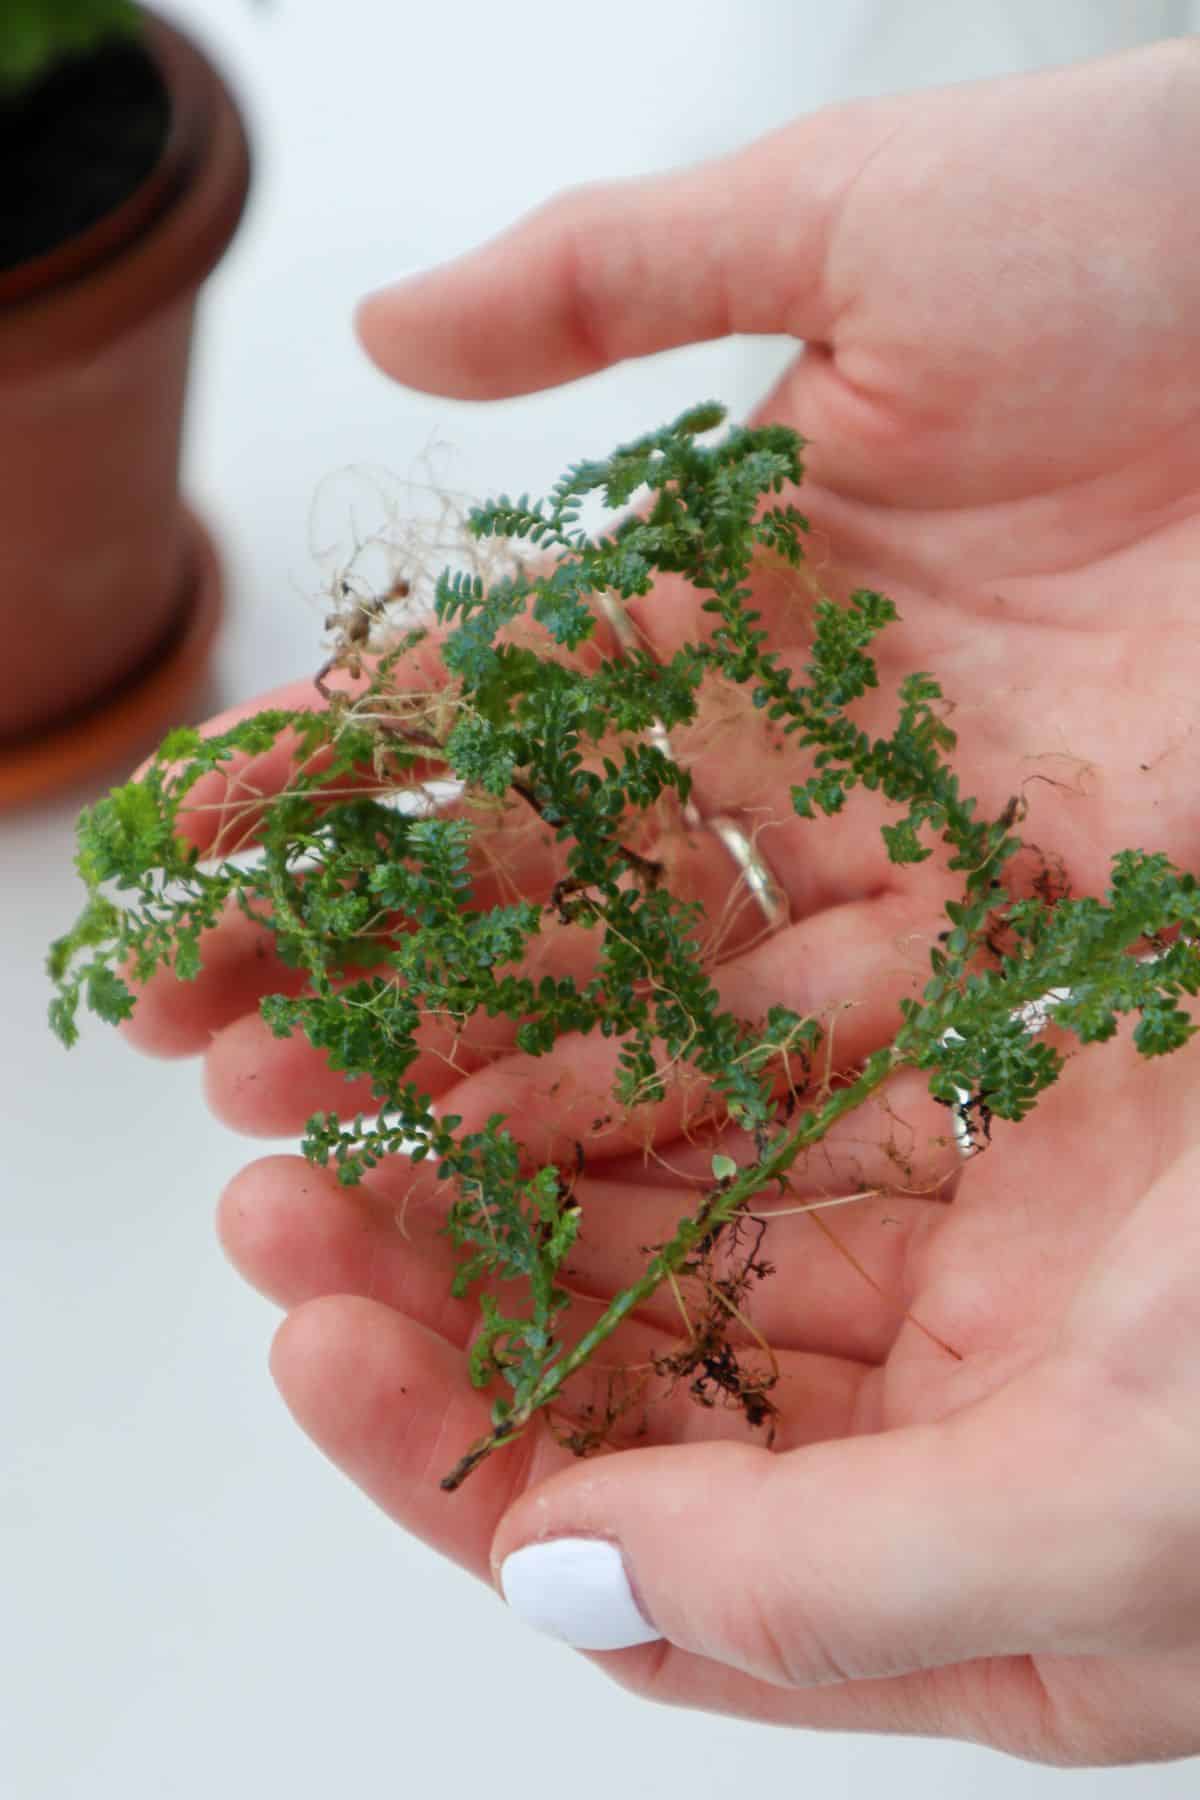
[491,1367,1138,1678]
[354,98,900,402]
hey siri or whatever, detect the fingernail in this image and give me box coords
[499,1537,661,1651]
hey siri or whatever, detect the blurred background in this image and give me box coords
[5,3,1199,1794]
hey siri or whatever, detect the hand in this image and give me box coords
[223,1010,1200,1765]
[125,37,1200,1763]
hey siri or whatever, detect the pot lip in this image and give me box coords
[0,9,251,362]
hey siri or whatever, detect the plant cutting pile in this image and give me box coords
[48,404,1200,1490]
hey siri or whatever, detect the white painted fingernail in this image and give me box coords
[499,1537,661,1651]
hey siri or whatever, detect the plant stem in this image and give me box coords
[439,1042,899,1489]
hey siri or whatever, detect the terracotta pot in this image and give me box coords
[0,11,250,806]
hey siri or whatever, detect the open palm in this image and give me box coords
[125,36,1200,1764]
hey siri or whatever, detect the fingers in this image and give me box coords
[259,1188,867,1483]
[162,628,456,860]
[219,1154,475,1341]
[201,1005,495,1137]
[266,1281,1174,1760]
[193,884,939,1144]
[123,743,809,1068]
[181,848,792,1131]
[597,1062,953,1195]
[268,1293,835,1583]
[126,569,818,1065]
[220,1008,958,1362]
[156,673,369,860]
[488,1354,1159,1685]
[353,102,900,399]
[121,790,569,1063]
[123,907,311,1060]
[269,1292,1056,1750]
[269,1294,553,1574]
[422,888,943,1166]
[218,1132,931,1364]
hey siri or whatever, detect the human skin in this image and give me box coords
[124,38,1200,1763]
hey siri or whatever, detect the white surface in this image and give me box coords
[6,3,1200,1795]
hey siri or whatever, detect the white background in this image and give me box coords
[5,3,1199,1795]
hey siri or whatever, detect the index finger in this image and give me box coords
[352,104,882,400]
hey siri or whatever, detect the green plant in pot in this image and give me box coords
[0,1,251,808]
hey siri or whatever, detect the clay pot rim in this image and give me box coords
[0,9,251,369]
